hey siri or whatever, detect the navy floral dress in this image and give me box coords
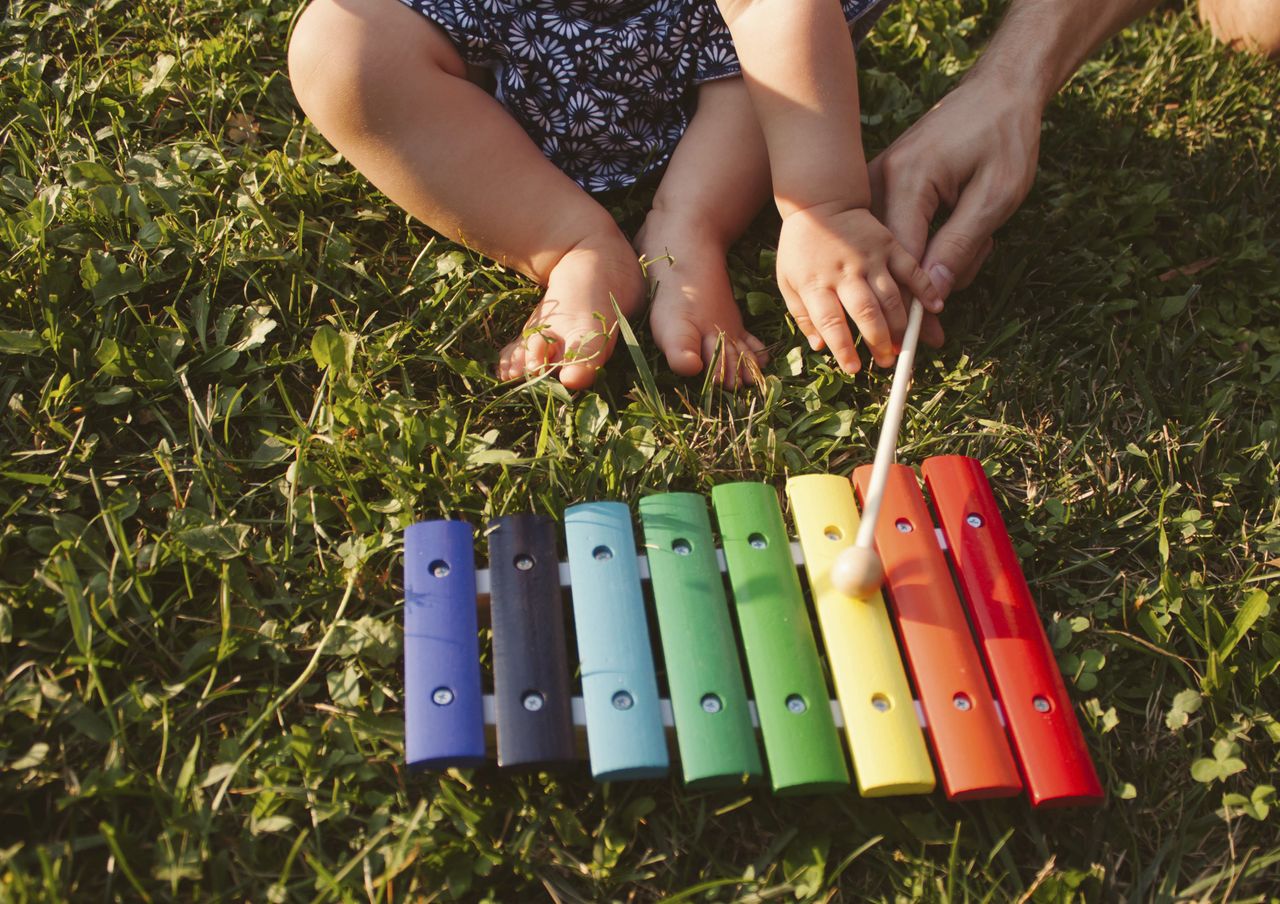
[398,0,891,191]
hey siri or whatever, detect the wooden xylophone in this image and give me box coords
[403,456,1104,807]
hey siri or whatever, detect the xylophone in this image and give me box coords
[402,456,1104,807]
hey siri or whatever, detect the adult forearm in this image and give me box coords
[718,0,870,216]
[966,0,1162,107]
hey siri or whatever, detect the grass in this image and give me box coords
[1,0,1277,899]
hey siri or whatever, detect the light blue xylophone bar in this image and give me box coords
[564,502,669,781]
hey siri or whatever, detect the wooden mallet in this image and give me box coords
[831,297,924,600]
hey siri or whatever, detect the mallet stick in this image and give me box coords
[832,297,925,599]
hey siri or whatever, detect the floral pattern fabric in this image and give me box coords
[398,0,889,192]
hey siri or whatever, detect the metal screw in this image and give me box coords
[701,694,723,714]
[514,554,534,571]
[672,539,692,556]
[785,694,807,714]
[612,691,634,710]
[895,519,913,533]
[432,687,454,706]
[824,526,842,541]
[953,693,972,711]
[966,514,985,528]
[871,694,891,712]
[522,691,544,712]
[429,560,450,578]
[1033,696,1051,713]
[749,533,768,550]
[593,545,613,561]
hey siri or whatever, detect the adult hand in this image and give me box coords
[869,74,1044,344]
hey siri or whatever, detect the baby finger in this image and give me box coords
[837,282,893,369]
[780,281,824,351]
[870,269,909,347]
[808,288,862,374]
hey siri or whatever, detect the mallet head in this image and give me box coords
[831,545,884,600]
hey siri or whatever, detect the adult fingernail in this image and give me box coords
[929,263,955,299]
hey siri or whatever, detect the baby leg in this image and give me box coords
[288,0,645,388]
[634,78,772,388]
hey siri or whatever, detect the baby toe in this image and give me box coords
[650,316,704,377]
[559,362,601,390]
[522,331,558,377]
[701,333,735,385]
[559,329,612,390]
[728,339,761,389]
[734,345,764,387]
[498,340,523,382]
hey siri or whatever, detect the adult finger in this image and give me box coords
[919,312,945,349]
[888,245,944,314]
[953,237,995,291]
[870,151,935,261]
[922,174,1017,301]
[808,287,862,374]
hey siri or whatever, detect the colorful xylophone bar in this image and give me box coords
[402,456,1105,807]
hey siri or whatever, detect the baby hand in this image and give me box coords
[776,204,943,373]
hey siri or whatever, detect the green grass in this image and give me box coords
[2,0,1278,899]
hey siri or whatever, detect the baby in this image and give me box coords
[288,0,945,389]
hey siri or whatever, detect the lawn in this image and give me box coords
[1,0,1277,900]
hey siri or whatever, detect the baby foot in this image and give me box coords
[497,234,645,390]
[634,212,767,389]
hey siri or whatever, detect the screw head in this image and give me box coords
[672,539,692,556]
[1033,696,1052,713]
[514,554,534,571]
[966,514,985,528]
[522,691,545,712]
[824,526,842,541]
[593,545,613,561]
[748,533,768,550]
[953,693,972,711]
[612,690,634,710]
[785,694,807,714]
[895,519,913,533]
[871,694,891,712]
[432,687,454,706]
[701,694,723,714]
